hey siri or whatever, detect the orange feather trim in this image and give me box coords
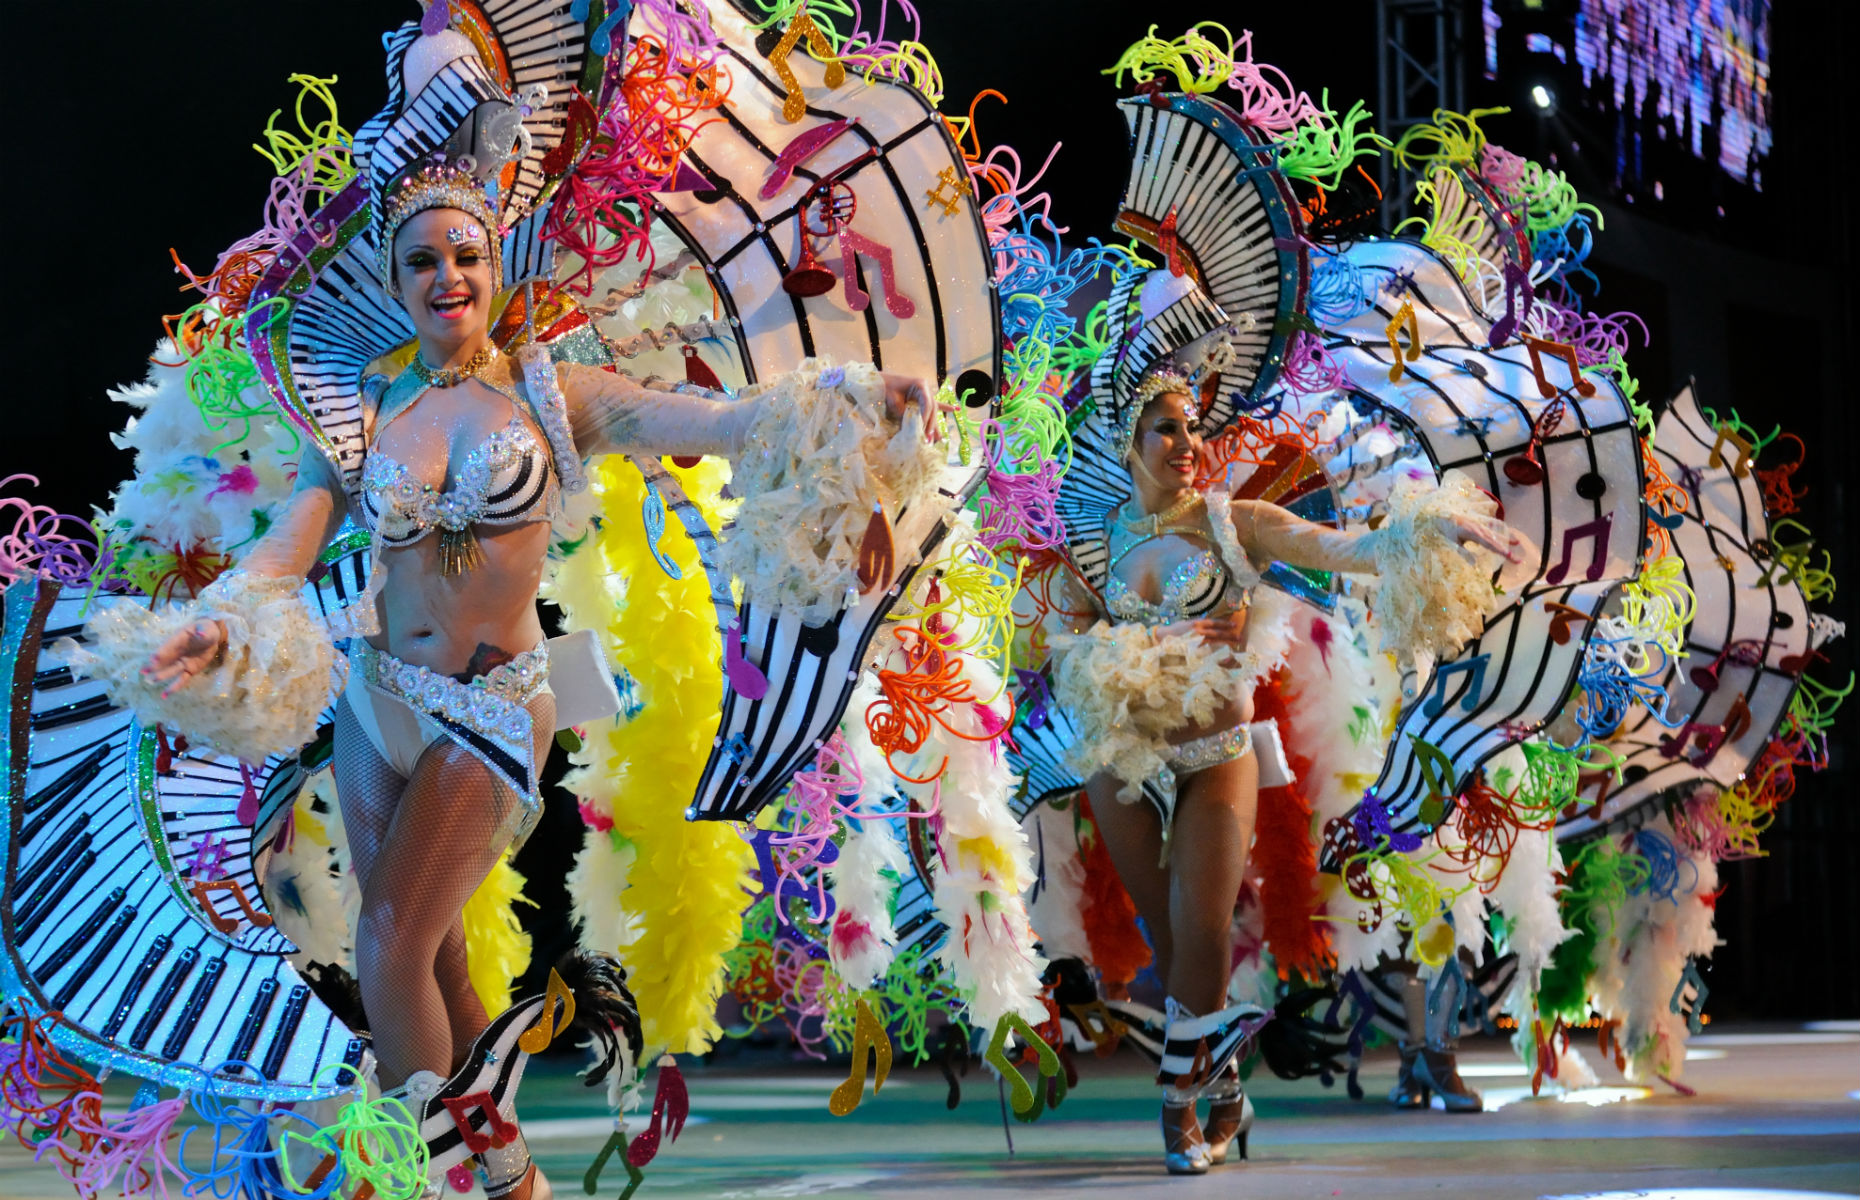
[1073,790,1153,987]
[1250,668,1334,979]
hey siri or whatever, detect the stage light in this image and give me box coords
[1531,84,1554,110]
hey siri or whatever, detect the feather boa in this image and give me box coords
[825,824,908,989]
[61,569,336,765]
[550,455,755,1055]
[714,359,947,626]
[1074,790,1153,987]
[1365,470,1505,670]
[1021,800,1092,964]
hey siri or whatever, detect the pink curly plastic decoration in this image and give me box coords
[1478,143,1531,196]
[0,475,100,586]
[1222,30,1319,133]
[174,146,350,315]
[55,1096,188,1200]
[973,420,1065,553]
[770,937,836,1057]
[1278,329,1350,395]
[835,0,925,75]
[972,142,1067,245]
[769,733,867,926]
[1525,301,1646,367]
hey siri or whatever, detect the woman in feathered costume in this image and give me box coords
[1046,267,1520,1173]
[67,18,943,1200]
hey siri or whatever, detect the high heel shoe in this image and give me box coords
[1387,1040,1428,1108]
[1160,1088,1213,1175]
[1202,1067,1254,1165]
[1412,1045,1482,1112]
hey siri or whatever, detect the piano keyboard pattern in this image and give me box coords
[1555,385,1813,841]
[1312,238,1646,853]
[1,579,360,1100]
[643,2,1000,395]
[1092,94,1307,432]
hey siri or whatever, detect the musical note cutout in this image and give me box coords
[578,0,632,57]
[1520,334,1597,399]
[1385,301,1422,383]
[761,118,856,199]
[1670,959,1710,1034]
[1065,1001,1128,1057]
[828,999,893,1116]
[584,1124,647,1200]
[441,1091,520,1155]
[838,228,916,319]
[855,503,895,593]
[1708,425,1755,478]
[1648,504,1685,531]
[1545,601,1592,646]
[627,1054,689,1167]
[641,480,682,581]
[1574,769,1615,819]
[1659,721,1726,766]
[1421,654,1489,718]
[189,879,273,934]
[1409,735,1457,826]
[1545,513,1614,585]
[1487,261,1535,347]
[984,1012,1062,1116]
[1721,695,1753,745]
[723,621,770,700]
[770,3,847,123]
[518,968,577,1055]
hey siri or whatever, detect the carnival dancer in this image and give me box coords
[1041,267,1519,1173]
[73,150,942,1200]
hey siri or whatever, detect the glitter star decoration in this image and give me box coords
[924,166,973,217]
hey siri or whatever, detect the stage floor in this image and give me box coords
[3,1026,1856,1198]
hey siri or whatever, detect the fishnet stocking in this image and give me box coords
[331,688,555,1089]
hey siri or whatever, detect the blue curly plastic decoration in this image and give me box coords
[1306,249,1375,326]
[178,1062,348,1200]
[1631,828,1699,903]
[1530,211,1600,307]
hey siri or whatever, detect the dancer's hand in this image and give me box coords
[879,372,952,444]
[143,620,227,699]
[1438,511,1523,564]
[1161,610,1249,647]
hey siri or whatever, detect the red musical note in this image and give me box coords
[1487,261,1534,347]
[770,4,847,123]
[1545,514,1613,585]
[442,1092,519,1155]
[1520,334,1597,399]
[855,503,895,593]
[1385,301,1422,383]
[1708,425,1754,478]
[1573,769,1615,819]
[1721,695,1753,745]
[1544,601,1591,646]
[838,228,916,319]
[627,1055,689,1167]
[1778,646,1826,676]
[190,879,273,934]
[760,119,856,200]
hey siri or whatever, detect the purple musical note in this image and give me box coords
[1545,513,1614,585]
[1013,668,1051,731]
[1421,653,1490,718]
[723,621,770,700]
[1487,261,1534,347]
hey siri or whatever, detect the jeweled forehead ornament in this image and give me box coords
[445,221,486,245]
[376,156,502,297]
[1118,367,1199,460]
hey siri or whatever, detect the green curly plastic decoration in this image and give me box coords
[1102,22,1240,94]
[1277,93,1390,191]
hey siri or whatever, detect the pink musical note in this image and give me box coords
[1487,261,1534,347]
[1421,653,1489,718]
[1545,513,1613,584]
[760,119,856,200]
[838,228,916,319]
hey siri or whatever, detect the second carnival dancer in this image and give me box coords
[65,44,946,1200]
[1043,268,1521,1174]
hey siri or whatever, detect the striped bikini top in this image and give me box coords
[357,352,568,548]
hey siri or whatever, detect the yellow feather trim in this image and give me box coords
[461,857,535,1019]
[547,455,754,1055]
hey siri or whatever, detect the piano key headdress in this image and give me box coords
[1098,268,1245,460]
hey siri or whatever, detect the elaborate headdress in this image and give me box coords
[375,155,504,297]
[1099,269,1238,459]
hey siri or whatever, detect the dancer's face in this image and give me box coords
[1131,392,1202,488]
[392,207,496,344]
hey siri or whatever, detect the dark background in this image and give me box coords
[4,1,1852,1018]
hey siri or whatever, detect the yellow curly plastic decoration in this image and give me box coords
[1103,22,1240,94]
[253,74,355,189]
[856,42,945,107]
[1390,107,1510,171]
[1618,555,1697,656]
[1393,171,1492,281]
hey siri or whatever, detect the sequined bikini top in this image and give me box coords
[1102,490,1260,625]
[359,414,555,546]
[357,347,586,547]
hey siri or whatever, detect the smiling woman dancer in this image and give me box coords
[1048,270,1518,1175]
[76,141,940,1199]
